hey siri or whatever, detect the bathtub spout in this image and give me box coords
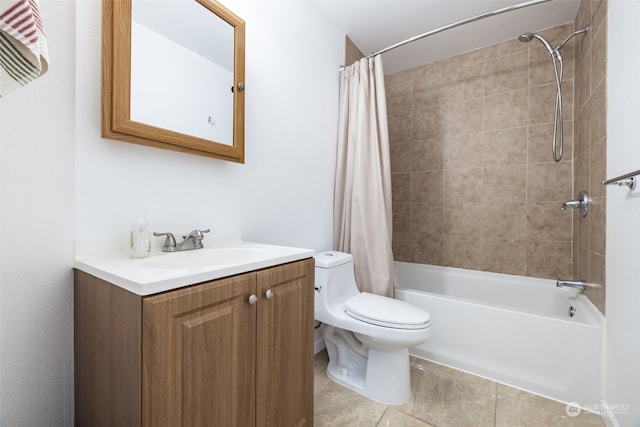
[556,279,586,291]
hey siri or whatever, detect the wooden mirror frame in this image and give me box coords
[102,0,246,162]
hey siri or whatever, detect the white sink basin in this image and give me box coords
[73,229,315,295]
[141,247,270,269]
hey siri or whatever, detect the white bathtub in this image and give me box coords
[394,261,604,406]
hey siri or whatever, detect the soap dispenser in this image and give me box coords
[130,214,151,258]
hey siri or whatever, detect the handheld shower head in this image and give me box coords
[518,32,554,55]
[517,26,589,163]
[518,32,535,42]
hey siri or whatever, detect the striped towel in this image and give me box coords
[0,0,48,97]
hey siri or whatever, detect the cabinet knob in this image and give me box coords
[265,289,274,299]
[248,294,258,305]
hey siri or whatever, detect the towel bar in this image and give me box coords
[601,169,640,190]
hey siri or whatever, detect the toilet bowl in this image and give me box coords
[314,251,431,405]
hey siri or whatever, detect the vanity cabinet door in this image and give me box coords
[142,273,257,427]
[255,258,315,427]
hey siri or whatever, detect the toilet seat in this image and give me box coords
[344,292,431,330]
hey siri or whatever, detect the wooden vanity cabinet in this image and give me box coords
[74,258,314,427]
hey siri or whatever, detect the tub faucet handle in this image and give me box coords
[561,191,589,217]
[561,200,581,209]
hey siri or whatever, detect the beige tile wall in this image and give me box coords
[387,23,578,280]
[574,0,607,314]
[345,36,365,66]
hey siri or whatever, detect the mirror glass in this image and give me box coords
[131,0,235,145]
[102,0,245,162]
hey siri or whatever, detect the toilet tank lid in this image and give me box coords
[314,251,353,268]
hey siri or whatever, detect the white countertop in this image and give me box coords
[74,229,315,296]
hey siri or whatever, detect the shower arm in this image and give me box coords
[556,26,590,51]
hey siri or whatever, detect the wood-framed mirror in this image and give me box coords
[102,0,245,162]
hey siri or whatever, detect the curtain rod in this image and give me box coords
[365,0,551,59]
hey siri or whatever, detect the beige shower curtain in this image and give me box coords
[334,55,394,297]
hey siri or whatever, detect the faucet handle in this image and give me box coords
[181,229,210,249]
[183,229,210,240]
[153,232,177,252]
[561,191,589,217]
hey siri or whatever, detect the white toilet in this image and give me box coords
[314,251,431,405]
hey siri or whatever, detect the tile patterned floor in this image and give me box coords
[314,350,605,427]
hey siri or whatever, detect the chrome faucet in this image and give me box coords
[561,191,589,217]
[561,200,582,209]
[153,229,210,252]
[556,279,587,292]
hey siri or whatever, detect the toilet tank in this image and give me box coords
[314,251,360,311]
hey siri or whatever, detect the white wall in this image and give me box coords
[605,1,640,426]
[0,2,76,425]
[76,0,343,250]
[1,0,344,425]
